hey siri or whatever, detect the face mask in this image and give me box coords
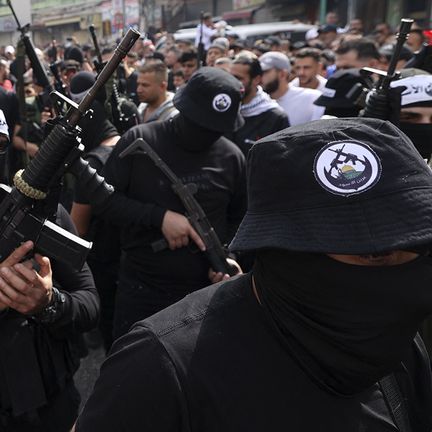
[399,122,432,160]
[253,249,432,396]
[172,114,222,152]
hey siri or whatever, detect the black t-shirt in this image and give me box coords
[97,120,247,292]
[76,274,432,431]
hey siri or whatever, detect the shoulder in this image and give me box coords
[214,136,245,160]
[266,107,289,120]
[135,274,251,343]
[300,87,322,100]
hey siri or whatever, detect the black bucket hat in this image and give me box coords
[229,117,432,254]
[173,66,243,133]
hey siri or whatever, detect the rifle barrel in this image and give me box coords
[386,18,413,84]
[68,27,140,126]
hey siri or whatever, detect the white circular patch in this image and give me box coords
[212,93,231,112]
[313,140,382,196]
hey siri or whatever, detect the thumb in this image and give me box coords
[34,254,52,278]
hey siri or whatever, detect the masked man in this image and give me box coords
[77,117,432,431]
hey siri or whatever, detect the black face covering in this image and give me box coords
[172,114,222,152]
[399,122,432,160]
[79,101,118,152]
[253,249,432,396]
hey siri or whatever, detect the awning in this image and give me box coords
[222,6,263,21]
[44,16,81,27]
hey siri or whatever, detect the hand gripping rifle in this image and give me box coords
[89,25,138,134]
[120,138,237,276]
[0,29,141,270]
[361,18,413,120]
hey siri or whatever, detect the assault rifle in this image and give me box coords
[7,0,53,108]
[89,24,138,134]
[197,11,205,68]
[120,138,237,276]
[361,18,413,120]
[0,28,141,270]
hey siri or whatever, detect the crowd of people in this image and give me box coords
[0,9,431,431]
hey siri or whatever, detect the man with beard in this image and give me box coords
[91,67,246,340]
[228,51,288,156]
[260,51,324,126]
[76,117,432,431]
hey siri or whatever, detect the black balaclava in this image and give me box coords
[325,106,362,118]
[399,122,432,160]
[253,249,432,396]
[79,100,118,152]
[172,114,222,152]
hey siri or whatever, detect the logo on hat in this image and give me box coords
[313,140,382,196]
[212,93,231,112]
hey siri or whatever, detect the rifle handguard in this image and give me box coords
[22,123,78,192]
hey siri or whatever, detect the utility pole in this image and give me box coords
[319,0,327,23]
[122,0,127,31]
[347,0,357,22]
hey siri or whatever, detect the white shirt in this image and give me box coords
[195,24,217,51]
[291,75,328,92]
[276,86,325,126]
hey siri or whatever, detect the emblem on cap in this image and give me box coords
[212,93,231,112]
[313,140,382,196]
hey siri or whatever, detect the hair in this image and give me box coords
[167,46,182,59]
[232,51,262,78]
[203,12,212,20]
[179,49,198,64]
[101,46,114,56]
[215,57,232,66]
[336,38,380,60]
[376,22,392,32]
[295,48,322,63]
[138,61,168,82]
[173,69,184,78]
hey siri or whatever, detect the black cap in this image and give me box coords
[314,68,372,108]
[230,118,432,254]
[70,71,96,94]
[64,45,84,64]
[173,67,243,133]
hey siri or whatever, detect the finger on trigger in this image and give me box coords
[189,227,206,251]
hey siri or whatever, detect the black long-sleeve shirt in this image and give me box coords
[95,119,247,292]
[0,205,99,416]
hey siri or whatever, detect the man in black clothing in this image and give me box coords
[94,67,246,339]
[0,209,99,432]
[228,51,289,156]
[77,118,432,431]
